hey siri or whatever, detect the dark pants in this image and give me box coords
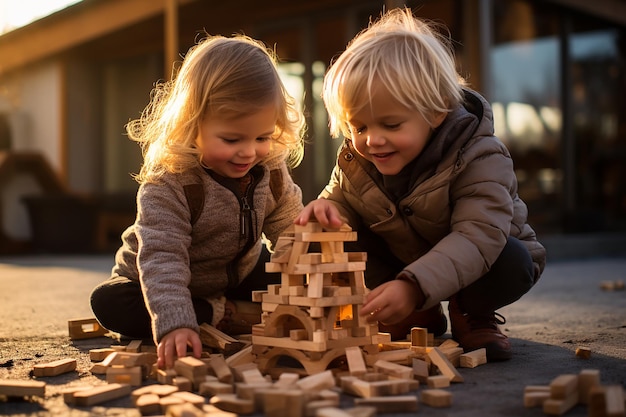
[90,246,278,340]
[353,234,537,315]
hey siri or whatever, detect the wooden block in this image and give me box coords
[209,354,233,384]
[199,380,234,396]
[578,369,601,405]
[410,327,428,347]
[263,389,305,417]
[427,347,464,383]
[68,317,108,340]
[575,346,592,359]
[315,407,353,417]
[166,402,205,417]
[173,376,193,392]
[353,395,418,413]
[373,360,413,380]
[460,348,487,368]
[72,383,132,406]
[171,390,206,407]
[89,348,116,362]
[523,391,551,407]
[240,367,266,385]
[126,340,143,353]
[225,345,254,368]
[296,370,335,391]
[274,372,300,389]
[605,385,626,417]
[136,393,161,414]
[427,375,450,388]
[0,379,46,397]
[412,358,429,383]
[345,346,367,376]
[209,393,255,415]
[131,384,179,402]
[201,404,239,416]
[61,386,92,405]
[549,374,578,399]
[344,406,377,417]
[106,365,142,386]
[199,323,244,354]
[33,358,77,377]
[159,394,185,413]
[543,390,579,415]
[588,385,607,417]
[174,356,208,384]
[421,389,452,408]
[157,368,177,385]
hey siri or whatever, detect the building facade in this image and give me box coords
[0,0,624,251]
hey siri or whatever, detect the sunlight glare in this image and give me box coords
[0,0,82,34]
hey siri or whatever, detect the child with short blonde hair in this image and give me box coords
[297,8,546,361]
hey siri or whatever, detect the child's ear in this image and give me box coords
[431,111,447,128]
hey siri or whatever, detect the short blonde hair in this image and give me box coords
[323,8,466,138]
[129,34,305,183]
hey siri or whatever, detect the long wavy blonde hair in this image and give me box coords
[128,34,305,183]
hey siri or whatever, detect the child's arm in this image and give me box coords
[157,327,203,369]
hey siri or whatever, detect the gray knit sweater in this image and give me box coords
[111,157,303,342]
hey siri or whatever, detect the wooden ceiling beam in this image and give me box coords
[0,0,192,75]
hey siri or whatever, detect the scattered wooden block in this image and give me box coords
[33,358,77,377]
[575,346,592,359]
[427,347,464,383]
[421,388,452,408]
[459,348,487,368]
[524,390,551,408]
[427,375,450,388]
[578,369,601,405]
[209,393,255,415]
[296,370,335,391]
[106,365,142,386]
[136,393,161,415]
[0,379,46,397]
[68,317,108,340]
[72,383,132,406]
[263,389,305,417]
[89,348,115,362]
[345,346,367,376]
[353,395,418,413]
[166,402,205,416]
[604,385,625,417]
[549,374,578,399]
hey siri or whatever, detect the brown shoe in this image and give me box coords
[378,303,448,340]
[448,296,512,361]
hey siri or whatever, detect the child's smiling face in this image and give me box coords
[196,104,276,178]
[347,81,446,176]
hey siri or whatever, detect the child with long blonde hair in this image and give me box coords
[91,34,305,368]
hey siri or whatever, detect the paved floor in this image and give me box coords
[0,254,624,416]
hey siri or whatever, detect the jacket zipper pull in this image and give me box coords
[241,196,251,238]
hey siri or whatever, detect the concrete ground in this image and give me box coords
[0,254,624,416]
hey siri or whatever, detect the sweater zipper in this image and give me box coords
[240,193,251,240]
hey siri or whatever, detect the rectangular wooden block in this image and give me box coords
[353,395,418,413]
[33,358,77,377]
[421,389,452,408]
[68,317,108,340]
[0,379,46,397]
[72,383,132,406]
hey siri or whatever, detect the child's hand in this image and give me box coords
[360,280,421,325]
[294,199,343,229]
[157,328,202,369]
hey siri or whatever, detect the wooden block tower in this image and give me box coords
[251,222,390,375]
